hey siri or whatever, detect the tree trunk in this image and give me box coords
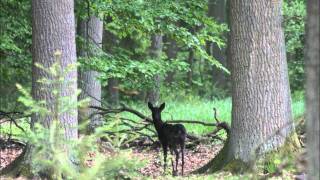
[187,49,194,86]
[107,78,119,106]
[146,35,163,104]
[305,0,320,179]
[77,16,103,133]
[164,37,178,84]
[229,0,297,166]
[208,0,227,88]
[197,0,299,173]
[32,0,78,139]
[1,0,78,177]
[102,29,120,106]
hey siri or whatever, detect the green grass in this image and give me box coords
[0,93,305,139]
[124,96,232,135]
[124,93,305,135]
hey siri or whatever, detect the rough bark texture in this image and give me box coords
[208,0,227,88]
[1,0,78,177]
[305,0,320,179]
[228,0,295,164]
[147,35,163,104]
[32,0,78,139]
[165,37,178,84]
[77,16,103,132]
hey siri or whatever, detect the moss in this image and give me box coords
[196,131,301,175]
[259,132,301,174]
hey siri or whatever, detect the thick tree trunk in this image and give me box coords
[305,0,320,179]
[32,0,78,139]
[77,16,103,132]
[164,37,178,84]
[208,0,227,88]
[197,0,299,173]
[1,0,78,177]
[146,35,163,104]
[229,0,296,165]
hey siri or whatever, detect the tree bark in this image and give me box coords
[77,16,103,133]
[1,0,78,177]
[32,0,78,139]
[197,0,299,173]
[207,0,227,88]
[146,35,163,104]
[229,0,296,164]
[305,0,320,179]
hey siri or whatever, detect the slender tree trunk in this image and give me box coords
[146,35,163,104]
[164,37,178,84]
[77,16,103,133]
[208,0,227,88]
[187,49,194,86]
[107,78,119,106]
[305,0,320,179]
[1,0,78,177]
[102,29,120,106]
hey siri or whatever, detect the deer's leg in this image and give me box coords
[174,148,179,175]
[169,147,177,176]
[181,143,185,176]
[163,144,168,174]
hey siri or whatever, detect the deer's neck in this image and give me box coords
[153,118,164,133]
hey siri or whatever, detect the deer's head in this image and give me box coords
[148,102,165,122]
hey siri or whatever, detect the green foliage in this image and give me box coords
[13,57,142,179]
[76,0,228,93]
[0,0,32,110]
[283,0,306,92]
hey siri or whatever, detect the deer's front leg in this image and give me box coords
[163,144,168,174]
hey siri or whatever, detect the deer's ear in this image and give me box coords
[148,102,153,110]
[159,103,165,111]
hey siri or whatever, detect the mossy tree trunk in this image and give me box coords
[196,0,299,173]
[305,0,320,179]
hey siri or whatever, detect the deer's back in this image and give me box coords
[162,123,186,145]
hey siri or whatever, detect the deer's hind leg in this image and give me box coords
[169,146,177,176]
[162,144,168,174]
[180,142,185,176]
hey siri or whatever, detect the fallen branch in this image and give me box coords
[89,104,230,147]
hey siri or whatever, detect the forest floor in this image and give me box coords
[133,144,223,177]
[0,139,223,178]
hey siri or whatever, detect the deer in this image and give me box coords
[148,102,186,176]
